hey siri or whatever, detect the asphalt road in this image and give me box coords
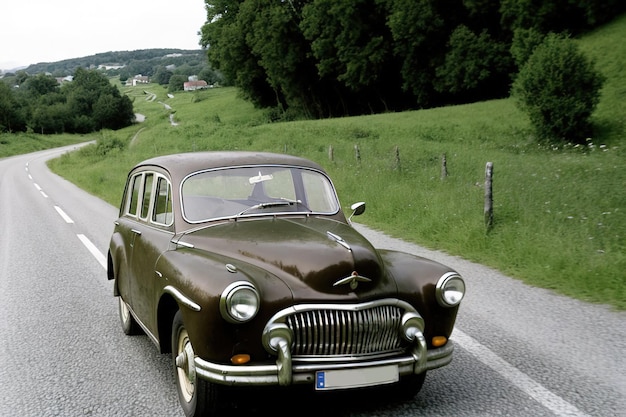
[0,144,624,417]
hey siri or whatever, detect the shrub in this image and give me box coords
[511,33,604,144]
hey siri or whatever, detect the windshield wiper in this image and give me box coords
[278,197,312,212]
[236,198,311,216]
[237,201,292,216]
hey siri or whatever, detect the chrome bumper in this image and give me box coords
[194,341,454,387]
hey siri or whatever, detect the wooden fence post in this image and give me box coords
[328,145,334,161]
[484,162,494,230]
[393,145,401,171]
[441,153,448,179]
[354,144,361,163]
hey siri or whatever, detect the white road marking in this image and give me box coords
[54,206,74,223]
[453,329,588,417]
[77,234,107,270]
[33,183,48,198]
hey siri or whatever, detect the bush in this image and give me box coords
[511,34,604,144]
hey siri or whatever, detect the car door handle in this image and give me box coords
[131,229,142,235]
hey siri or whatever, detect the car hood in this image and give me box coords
[177,217,397,299]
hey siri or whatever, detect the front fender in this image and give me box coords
[108,232,129,297]
[155,247,293,361]
[379,249,461,343]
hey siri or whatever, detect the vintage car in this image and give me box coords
[107,151,465,416]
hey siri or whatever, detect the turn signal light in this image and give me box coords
[432,336,447,347]
[230,354,251,365]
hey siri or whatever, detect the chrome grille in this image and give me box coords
[285,305,404,357]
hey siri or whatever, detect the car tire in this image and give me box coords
[118,297,142,335]
[395,372,427,400]
[172,310,222,417]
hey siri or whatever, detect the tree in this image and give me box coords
[511,34,604,144]
[30,102,69,134]
[434,25,512,102]
[0,82,26,132]
[385,0,445,106]
[153,66,174,85]
[93,93,134,130]
[501,0,626,35]
[202,0,277,107]
[22,74,60,98]
[62,68,134,132]
[168,74,188,92]
[199,0,622,117]
[510,28,545,69]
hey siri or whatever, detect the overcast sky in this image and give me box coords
[0,0,207,71]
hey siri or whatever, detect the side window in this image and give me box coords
[152,176,173,226]
[126,174,142,217]
[140,173,154,220]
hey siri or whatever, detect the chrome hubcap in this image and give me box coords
[175,329,196,402]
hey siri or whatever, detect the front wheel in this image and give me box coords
[172,311,223,417]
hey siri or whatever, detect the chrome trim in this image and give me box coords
[327,231,351,251]
[266,298,415,321]
[257,299,431,385]
[163,285,201,312]
[435,272,465,307]
[173,239,194,249]
[219,281,260,323]
[192,342,454,386]
[333,271,372,290]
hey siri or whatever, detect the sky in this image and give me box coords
[0,0,208,71]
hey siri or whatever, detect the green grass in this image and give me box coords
[0,132,89,158]
[44,14,626,310]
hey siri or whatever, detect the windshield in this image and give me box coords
[181,165,340,222]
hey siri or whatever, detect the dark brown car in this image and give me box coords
[107,151,465,416]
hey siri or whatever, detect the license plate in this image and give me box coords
[315,365,399,390]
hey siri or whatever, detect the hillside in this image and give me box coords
[7,49,206,77]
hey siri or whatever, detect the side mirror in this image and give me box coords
[348,202,366,222]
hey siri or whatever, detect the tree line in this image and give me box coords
[199,0,624,120]
[0,68,134,134]
[11,49,204,78]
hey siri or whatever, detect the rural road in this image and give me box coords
[0,144,624,416]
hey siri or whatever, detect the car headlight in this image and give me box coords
[220,281,260,323]
[435,272,465,307]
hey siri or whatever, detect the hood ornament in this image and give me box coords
[333,271,371,290]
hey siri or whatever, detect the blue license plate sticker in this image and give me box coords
[316,371,326,389]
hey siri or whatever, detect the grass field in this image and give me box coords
[0,133,87,158]
[22,15,626,310]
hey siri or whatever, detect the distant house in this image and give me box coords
[98,63,125,70]
[55,75,73,85]
[126,75,150,86]
[184,80,209,91]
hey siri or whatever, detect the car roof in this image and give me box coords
[134,151,326,179]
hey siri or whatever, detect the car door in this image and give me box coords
[126,171,174,336]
